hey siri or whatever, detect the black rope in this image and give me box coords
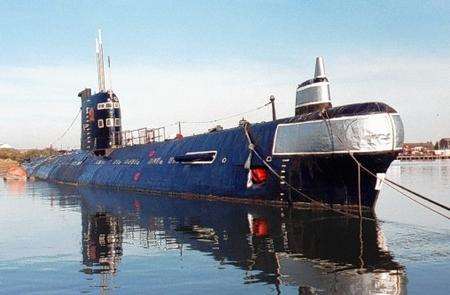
[242,122,376,221]
[322,110,450,219]
[50,108,82,147]
[384,178,449,211]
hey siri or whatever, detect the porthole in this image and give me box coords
[221,157,227,164]
[266,156,272,162]
[106,118,114,127]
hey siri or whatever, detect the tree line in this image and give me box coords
[0,148,59,163]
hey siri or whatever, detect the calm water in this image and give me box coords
[0,161,449,294]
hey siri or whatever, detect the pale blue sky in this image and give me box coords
[1,1,449,148]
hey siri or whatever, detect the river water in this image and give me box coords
[0,160,448,294]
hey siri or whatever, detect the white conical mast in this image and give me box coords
[314,56,326,78]
[96,29,106,92]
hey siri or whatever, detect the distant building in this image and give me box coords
[402,142,434,150]
[401,142,434,156]
[438,138,450,150]
[0,143,13,149]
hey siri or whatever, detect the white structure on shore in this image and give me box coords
[0,143,13,149]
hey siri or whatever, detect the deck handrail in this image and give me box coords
[115,126,166,147]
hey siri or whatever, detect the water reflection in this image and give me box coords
[3,179,26,195]
[50,186,405,294]
[394,160,449,181]
[81,212,123,274]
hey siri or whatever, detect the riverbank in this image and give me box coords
[0,147,59,178]
[0,147,58,163]
[0,159,20,177]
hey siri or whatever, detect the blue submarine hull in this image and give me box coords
[24,102,402,210]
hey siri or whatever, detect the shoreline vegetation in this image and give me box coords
[0,148,58,176]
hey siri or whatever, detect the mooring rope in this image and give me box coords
[349,153,450,220]
[384,175,449,211]
[49,108,82,147]
[321,110,450,220]
[242,122,376,221]
[242,110,448,221]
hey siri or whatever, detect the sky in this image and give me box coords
[0,0,449,149]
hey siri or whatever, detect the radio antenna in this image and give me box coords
[95,29,106,92]
[107,56,113,91]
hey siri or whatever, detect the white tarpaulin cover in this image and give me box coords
[273,113,403,155]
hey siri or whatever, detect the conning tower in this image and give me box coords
[295,57,332,115]
[78,30,122,156]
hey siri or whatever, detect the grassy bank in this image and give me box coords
[0,148,58,163]
[0,148,59,176]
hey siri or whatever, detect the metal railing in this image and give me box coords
[116,127,166,147]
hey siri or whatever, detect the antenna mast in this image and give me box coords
[107,56,112,91]
[96,29,106,92]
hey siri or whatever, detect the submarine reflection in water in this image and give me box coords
[81,211,123,274]
[76,187,405,294]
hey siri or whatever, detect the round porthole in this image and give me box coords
[266,156,272,162]
[222,157,227,164]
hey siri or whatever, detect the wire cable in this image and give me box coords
[384,177,449,211]
[50,108,82,147]
[349,153,450,220]
[321,109,449,219]
[243,122,376,221]
[180,101,272,125]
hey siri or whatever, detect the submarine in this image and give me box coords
[24,32,404,210]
